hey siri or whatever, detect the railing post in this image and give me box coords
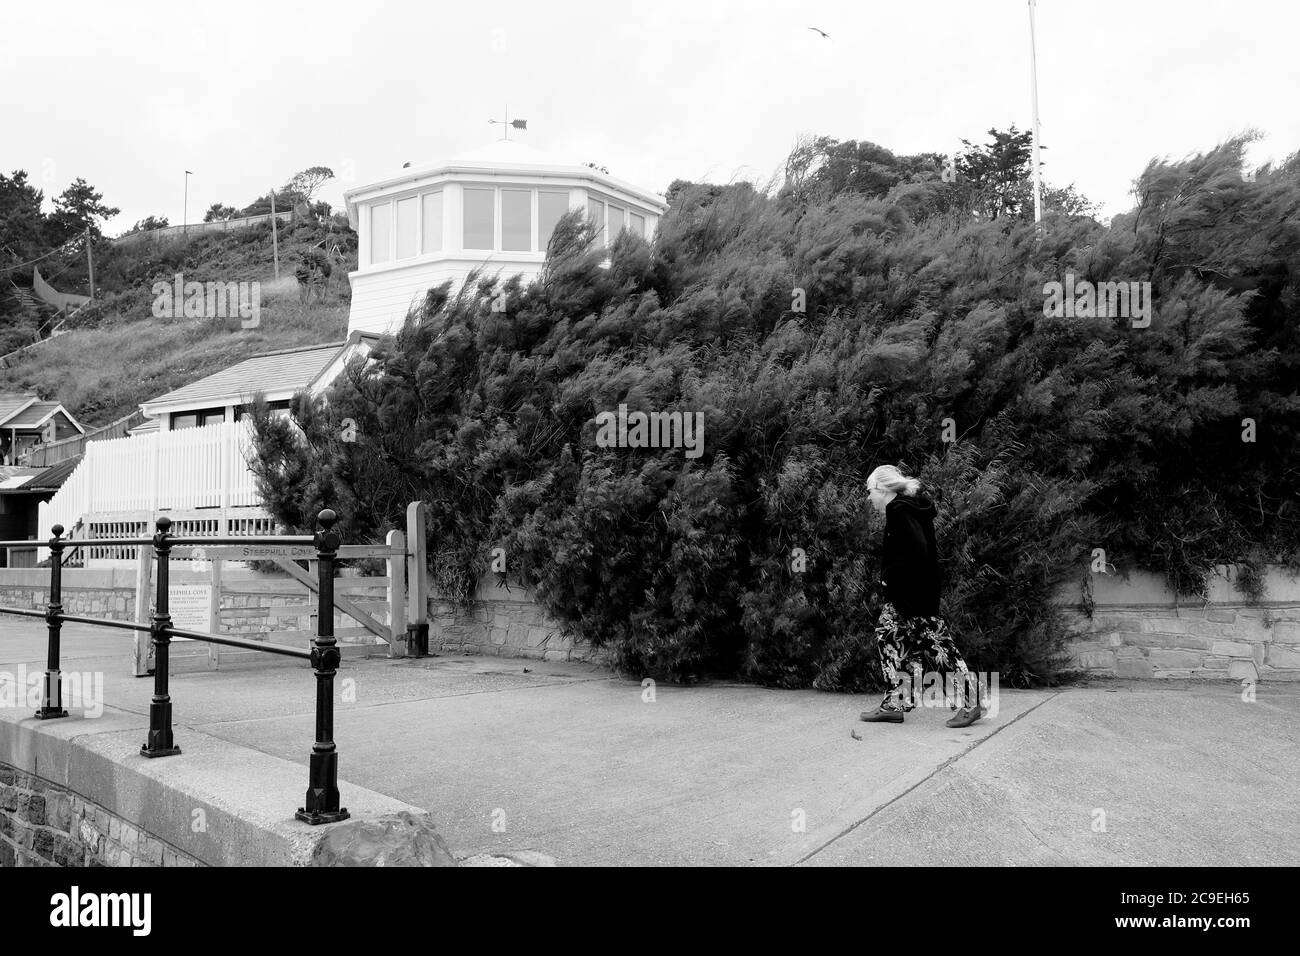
[297,508,349,825]
[141,516,181,757]
[35,524,69,719]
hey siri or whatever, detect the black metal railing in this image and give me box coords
[0,509,350,825]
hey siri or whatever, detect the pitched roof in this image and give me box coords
[24,455,82,491]
[0,393,39,425]
[0,456,82,493]
[3,401,64,428]
[142,342,348,408]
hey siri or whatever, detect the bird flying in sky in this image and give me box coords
[808,26,831,39]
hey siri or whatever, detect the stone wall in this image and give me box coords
[0,764,202,867]
[0,567,390,649]
[430,575,605,663]
[430,567,1300,681]
[1061,565,1300,681]
[219,579,390,645]
[0,568,138,621]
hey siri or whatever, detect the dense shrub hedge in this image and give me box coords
[249,136,1300,689]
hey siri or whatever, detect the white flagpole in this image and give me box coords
[1029,0,1043,227]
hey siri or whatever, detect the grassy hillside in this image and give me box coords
[0,217,355,426]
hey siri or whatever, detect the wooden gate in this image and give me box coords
[132,502,429,674]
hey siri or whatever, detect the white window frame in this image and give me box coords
[587,197,606,245]
[462,186,497,252]
[500,187,533,253]
[371,180,650,257]
[369,200,394,265]
[365,184,652,264]
[586,190,654,247]
[420,189,444,255]
[456,184,577,254]
[395,195,418,260]
[537,189,569,252]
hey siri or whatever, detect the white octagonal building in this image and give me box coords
[343,139,668,336]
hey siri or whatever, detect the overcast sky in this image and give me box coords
[3,0,1296,234]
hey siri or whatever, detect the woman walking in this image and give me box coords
[859,465,983,728]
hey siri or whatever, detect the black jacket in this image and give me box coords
[882,494,941,619]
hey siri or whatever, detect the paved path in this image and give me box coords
[1,620,1296,865]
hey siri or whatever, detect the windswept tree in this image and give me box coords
[247,135,1300,690]
[48,177,120,241]
[780,127,1094,223]
[952,126,1037,219]
[0,172,118,327]
[203,203,237,222]
[294,248,332,303]
[131,215,169,231]
[286,166,335,205]
[241,188,304,217]
[0,170,49,260]
[782,134,946,204]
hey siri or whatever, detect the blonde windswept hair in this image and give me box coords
[867,465,921,496]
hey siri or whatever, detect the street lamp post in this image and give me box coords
[1028,1,1043,229]
[183,170,193,238]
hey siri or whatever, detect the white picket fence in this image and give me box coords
[38,420,265,556]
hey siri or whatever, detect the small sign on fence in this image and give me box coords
[168,584,211,638]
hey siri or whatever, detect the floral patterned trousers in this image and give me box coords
[875,601,975,710]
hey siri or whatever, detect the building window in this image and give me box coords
[170,408,226,430]
[538,191,569,252]
[463,188,495,250]
[501,189,532,252]
[396,196,417,260]
[422,191,443,253]
[370,202,391,263]
[236,400,291,422]
[367,186,650,261]
[452,187,624,254]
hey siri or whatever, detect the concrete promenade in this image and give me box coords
[1,620,1296,866]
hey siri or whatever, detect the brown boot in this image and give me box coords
[860,704,904,723]
[946,674,983,727]
[860,693,905,723]
[945,704,982,728]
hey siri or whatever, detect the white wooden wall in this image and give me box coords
[38,420,264,550]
